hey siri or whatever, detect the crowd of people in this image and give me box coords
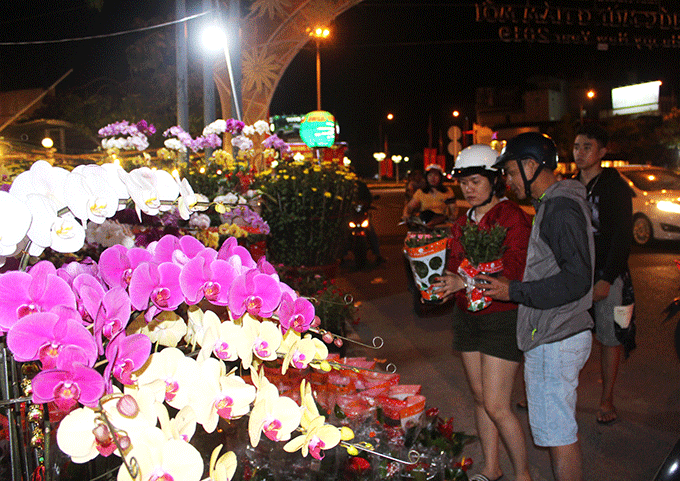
[396,125,634,481]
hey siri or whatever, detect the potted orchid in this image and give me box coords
[0,154,444,481]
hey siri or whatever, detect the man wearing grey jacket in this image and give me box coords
[478,132,594,481]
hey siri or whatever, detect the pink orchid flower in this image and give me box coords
[98,244,152,289]
[0,263,76,333]
[32,353,105,411]
[93,287,132,353]
[217,236,257,271]
[227,270,282,319]
[57,258,102,288]
[150,234,210,267]
[179,256,238,306]
[129,261,183,322]
[277,292,315,334]
[72,274,105,325]
[104,332,151,392]
[7,312,98,369]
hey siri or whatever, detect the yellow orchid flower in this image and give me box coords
[203,444,237,481]
[248,371,301,446]
[283,415,342,460]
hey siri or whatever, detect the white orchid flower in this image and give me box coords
[202,445,237,481]
[0,191,31,256]
[189,358,256,433]
[197,311,243,363]
[157,404,197,443]
[117,426,203,481]
[9,160,69,210]
[248,369,301,447]
[135,347,200,410]
[176,177,208,220]
[65,168,119,225]
[128,311,188,348]
[21,193,85,255]
[237,315,283,370]
[56,407,101,464]
[120,167,162,220]
[203,119,227,136]
[253,120,269,135]
[101,163,130,209]
[155,169,180,212]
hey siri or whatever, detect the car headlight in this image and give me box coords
[656,200,680,213]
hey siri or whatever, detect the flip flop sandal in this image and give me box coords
[596,410,618,425]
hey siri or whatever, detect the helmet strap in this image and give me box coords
[517,160,543,199]
[468,175,498,221]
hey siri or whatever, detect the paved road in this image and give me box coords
[335,190,680,480]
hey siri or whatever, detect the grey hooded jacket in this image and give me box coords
[509,179,595,352]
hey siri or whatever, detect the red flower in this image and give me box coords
[426,407,439,418]
[347,456,371,473]
[454,457,473,472]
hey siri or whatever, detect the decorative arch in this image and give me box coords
[214,0,364,124]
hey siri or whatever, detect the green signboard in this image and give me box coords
[299,111,336,148]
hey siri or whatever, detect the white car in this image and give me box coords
[615,165,680,245]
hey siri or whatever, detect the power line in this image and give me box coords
[0,11,210,46]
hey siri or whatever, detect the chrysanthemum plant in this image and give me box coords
[0,120,416,481]
[253,159,358,267]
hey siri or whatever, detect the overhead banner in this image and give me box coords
[475,1,680,48]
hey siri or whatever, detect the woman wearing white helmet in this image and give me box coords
[433,144,533,481]
[402,163,456,227]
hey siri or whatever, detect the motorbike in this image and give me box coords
[347,202,372,269]
[654,260,680,480]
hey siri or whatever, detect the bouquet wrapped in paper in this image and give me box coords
[404,228,451,303]
[457,221,507,311]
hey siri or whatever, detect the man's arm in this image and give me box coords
[509,197,592,309]
[600,174,633,283]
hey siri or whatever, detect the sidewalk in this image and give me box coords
[341,289,677,481]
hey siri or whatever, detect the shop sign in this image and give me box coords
[475,0,680,48]
[299,111,336,148]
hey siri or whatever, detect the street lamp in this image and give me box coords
[379,113,394,155]
[580,89,596,125]
[373,152,386,181]
[391,155,402,183]
[202,23,242,122]
[308,26,330,111]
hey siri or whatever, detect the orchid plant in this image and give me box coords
[0,152,374,481]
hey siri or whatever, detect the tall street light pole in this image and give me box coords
[308,27,330,111]
[176,0,189,132]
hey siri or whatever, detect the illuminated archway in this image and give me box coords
[214,0,363,124]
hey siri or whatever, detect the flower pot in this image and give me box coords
[458,258,503,312]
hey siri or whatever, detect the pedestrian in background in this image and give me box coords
[402,164,456,227]
[573,122,633,425]
[434,145,533,481]
[479,132,594,481]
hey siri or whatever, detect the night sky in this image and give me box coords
[1,0,676,175]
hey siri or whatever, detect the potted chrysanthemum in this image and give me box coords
[253,159,357,270]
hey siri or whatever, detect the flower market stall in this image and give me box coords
[0,119,474,481]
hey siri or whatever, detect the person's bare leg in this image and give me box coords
[598,343,622,423]
[549,441,582,481]
[461,352,503,480]
[481,354,532,481]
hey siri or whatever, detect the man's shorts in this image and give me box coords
[593,276,623,346]
[524,330,592,447]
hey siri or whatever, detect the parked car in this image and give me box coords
[615,165,680,246]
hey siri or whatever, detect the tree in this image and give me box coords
[34,18,206,146]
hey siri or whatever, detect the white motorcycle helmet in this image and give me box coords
[452,144,499,178]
